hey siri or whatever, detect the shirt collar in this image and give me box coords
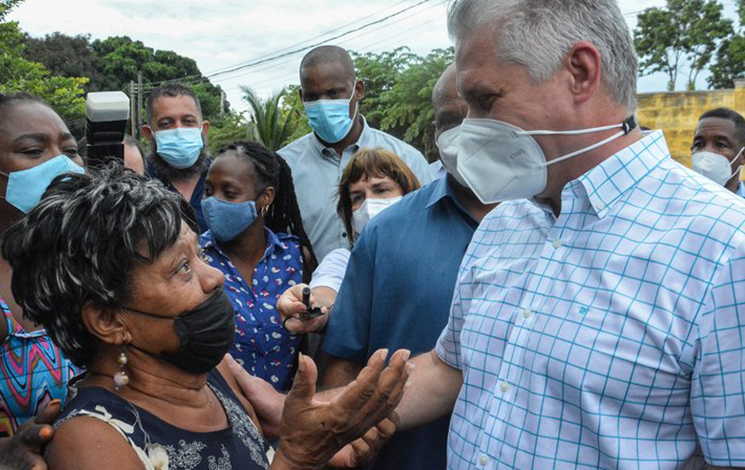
[425,175,479,225]
[201,227,286,262]
[312,115,370,156]
[573,130,669,219]
[426,174,454,208]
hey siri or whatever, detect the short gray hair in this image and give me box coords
[2,164,193,367]
[447,0,638,111]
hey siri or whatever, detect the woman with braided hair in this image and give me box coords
[199,140,317,392]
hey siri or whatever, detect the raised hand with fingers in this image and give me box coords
[0,399,61,470]
[327,413,399,468]
[272,348,410,470]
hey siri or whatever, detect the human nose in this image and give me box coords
[199,260,225,293]
[702,143,720,155]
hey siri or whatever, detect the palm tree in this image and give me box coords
[241,86,299,151]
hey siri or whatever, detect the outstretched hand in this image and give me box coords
[326,413,399,468]
[273,349,410,470]
[0,399,61,470]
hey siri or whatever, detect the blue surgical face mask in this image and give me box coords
[202,196,259,242]
[154,127,204,169]
[0,155,84,213]
[304,91,358,144]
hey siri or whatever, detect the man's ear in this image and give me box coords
[201,120,210,135]
[354,79,365,102]
[565,40,601,106]
[141,124,154,141]
[81,303,131,346]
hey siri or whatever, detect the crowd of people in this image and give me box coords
[2,0,745,469]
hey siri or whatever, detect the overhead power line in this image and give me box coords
[142,0,434,87]
[205,0,434,80]
[208,0,447,87]
[204,0,416,77]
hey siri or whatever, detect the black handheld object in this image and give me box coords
[301,287,324,319]
[85,91,129,168]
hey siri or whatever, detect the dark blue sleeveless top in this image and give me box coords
[56,369,269,469]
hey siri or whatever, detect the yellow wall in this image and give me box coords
[636,86,745,168]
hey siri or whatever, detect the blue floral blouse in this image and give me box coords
[200,229,303,392]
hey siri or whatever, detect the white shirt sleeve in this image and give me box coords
[309,248,351,293]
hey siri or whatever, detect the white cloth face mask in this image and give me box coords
[435,125,469,187]
[691,148,744,187]
[455,116,637,204]
[352,196,403,235]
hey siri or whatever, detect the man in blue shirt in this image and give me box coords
[278,46,432,261]
[320,64,495,470]
[690,107,745,196]
[142,83,211,232]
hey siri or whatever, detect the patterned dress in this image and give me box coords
[200,229,303,392]
[56,369,269,470]
[0,298,80,436]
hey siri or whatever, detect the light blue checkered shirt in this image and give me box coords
[436,131,745,469]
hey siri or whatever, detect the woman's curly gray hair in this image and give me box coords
[1,164,193,367]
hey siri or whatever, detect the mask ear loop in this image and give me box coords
[725,147,745,187]
[531,116,637,168]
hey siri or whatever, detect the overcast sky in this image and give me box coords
[8,0,739,113]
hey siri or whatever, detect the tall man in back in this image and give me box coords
[142,83,211,232]
[278,46,433,261]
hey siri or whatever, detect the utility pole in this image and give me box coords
[136,71,143,138]
[129,80,136,136]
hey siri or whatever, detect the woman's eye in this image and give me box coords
[179,261,192,274]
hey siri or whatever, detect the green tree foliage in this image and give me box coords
[207,112,251,154]
[279,85,310,144]
[23,33,100,87]
[21,33,227,123]
[241,87,300,151]
[352,47,420,131]
[92,36,227,123]
[709,0,745,88]
[0,0,87,132]
[634,0,732,91]
[376,48,453,161]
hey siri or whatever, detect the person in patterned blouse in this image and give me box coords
[0,93,84,437]
[200,141,317,392]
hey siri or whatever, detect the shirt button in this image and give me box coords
[500,381,511,393]
[479,455,489,466]
[552,239,562,249]
[522,308,532,319]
